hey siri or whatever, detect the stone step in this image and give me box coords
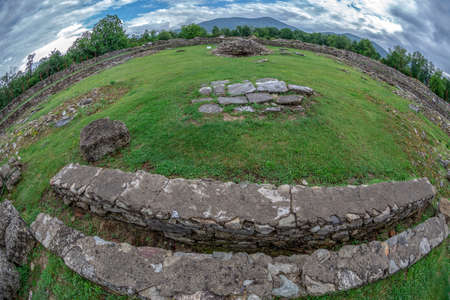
[30,213,448,299]
[50,164,435,250]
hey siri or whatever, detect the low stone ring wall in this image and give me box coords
[30,213,448,299]
[51,164,436,250]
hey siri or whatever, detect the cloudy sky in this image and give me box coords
[0,0,449,76]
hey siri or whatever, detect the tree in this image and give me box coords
[430,71,446,98]
[240,25,252,37]
[353,39,380,60]
[410,51,433,84]
[90,15,128,55]
[26,53,35,77]
[222,28,232,37]
[382,46,411,75]
[67,31,95,62]
[157,30,172,40]
[212,26,221,37]
[280,28,293,39]
[179,24,207,39]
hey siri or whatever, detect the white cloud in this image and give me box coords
[19,24,88,71]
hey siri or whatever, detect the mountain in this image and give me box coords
[197,17,388,58]
[322,32,388,58]
[197,17,297,32]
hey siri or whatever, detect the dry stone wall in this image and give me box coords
[30,213,448,299]
[51,164,436,250]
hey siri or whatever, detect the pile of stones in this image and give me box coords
[193,78,314,115]
[0,201,35,299]
[212,38,272,57]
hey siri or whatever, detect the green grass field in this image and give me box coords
[1,45,448,299]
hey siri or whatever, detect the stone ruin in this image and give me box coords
[193,78,315,115]
[212,39,272,57]
[0,37,449,299]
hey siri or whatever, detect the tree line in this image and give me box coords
[0,15,449,111]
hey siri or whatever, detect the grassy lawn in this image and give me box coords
[0,45,447,299]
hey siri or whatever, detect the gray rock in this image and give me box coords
[329,215,341,225]
[5,217,35,265]
[276,95,303,105]
[246,93,274,104]
[272,275,299,298]
[288,84,314,96]
[0,201,18,247]
[227,82,256,96]
[218,97,248,105]
[295,52,305,56]
[198,104,223,114]
[80,118,130,162]
[199,87,212,95]
[438,198,450,221]
[234,106,255,113]
[79,98,93,106]
[256,79,288,93]
[191,98,213,104]
[409,104,420,113]
[6,169,21,191]
[0,249,19,300]
[264,107,282,113]
[55,116,74,128]
[211,80,230,86]
[291,106,305,112]
[337,269,363,290]
[0,165,12,180]
[213,85,226,96]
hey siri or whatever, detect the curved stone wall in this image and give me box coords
[30,213,448,299]
[51,164,435,250]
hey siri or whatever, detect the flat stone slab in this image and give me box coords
[191,98,213,104]
[31,213,449,299]
[198,104,223,114]
[264,107,283,112]
[234,106,256,113]
[218,96,248,105]
[247,93,274,104]
[213,85,226,96]
[256,79,288,93]
[227,82,256,96]
[211,80,230,86]
[277,95,304,105]
[288,84,314,95]
[50,164,436,250]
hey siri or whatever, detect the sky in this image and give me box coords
[0,0,449,76]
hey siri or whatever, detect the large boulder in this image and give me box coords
[0,249,20,300]
[212,39,272,57]
[80,118,130,162]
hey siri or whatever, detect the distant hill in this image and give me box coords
[322,32,388,58]
[197,17,297,32]
[197,17,388,58]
